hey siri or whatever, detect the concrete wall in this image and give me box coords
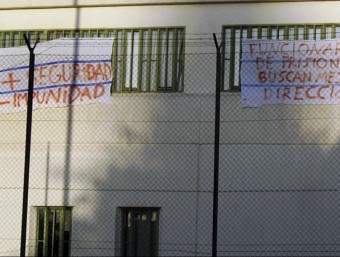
[1,2,340,32]
[1,1,340,256]
[0,0,329,9]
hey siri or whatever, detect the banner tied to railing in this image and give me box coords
[241,38,340,107]
[0,38,113,113]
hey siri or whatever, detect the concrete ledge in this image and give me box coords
[0,0,330,10]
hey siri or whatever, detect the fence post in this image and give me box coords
[212,33,222,257]
[20,34,39,257]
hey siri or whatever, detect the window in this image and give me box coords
[0,27,185,93]
[35,207,72,257]
[120,207,159,257]
[112,28,184,92]
[222,24,340,91]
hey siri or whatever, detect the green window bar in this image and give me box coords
[0,27,185,93]
[111,27,185,93]
[222,24,340,91]
[35,207,72,257]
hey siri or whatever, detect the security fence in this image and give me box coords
[1,35,340,257]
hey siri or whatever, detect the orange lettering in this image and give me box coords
[317,86,329,100]
[294,86,304,101]
[283,87,291,100]
[93,84,105,99]
[306,86,317,99]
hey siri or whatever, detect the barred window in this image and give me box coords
[34,207,72,257]
[112,28,184,92]
[0,27,185,93]
[223,24,340,91]
[120,207,159,257]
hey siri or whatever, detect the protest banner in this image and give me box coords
[241,38,340,107]
[0,38,113,113]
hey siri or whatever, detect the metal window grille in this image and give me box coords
[112,28,185,93]
[222,24,340,91]
[34,207,72,257]
[120,207,159,257]
[0,27,185,93]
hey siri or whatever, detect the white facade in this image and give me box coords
[1,1,340,256]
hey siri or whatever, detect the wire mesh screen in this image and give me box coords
[223,38,340,256]
[1,34,340,257]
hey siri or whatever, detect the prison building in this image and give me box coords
[1,1,340,256]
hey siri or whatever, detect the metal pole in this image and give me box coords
[212,33,222,257]
[20,34,39,257]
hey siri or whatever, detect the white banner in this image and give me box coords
[0,38,113,113]
[241,39,340,107]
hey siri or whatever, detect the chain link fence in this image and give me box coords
[1,36,340,257]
